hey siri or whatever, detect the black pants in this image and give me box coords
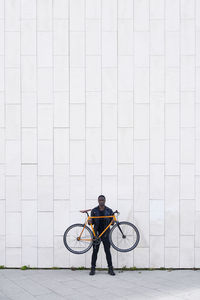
[91,233,113,268]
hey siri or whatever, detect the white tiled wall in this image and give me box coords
[0,0,200,268]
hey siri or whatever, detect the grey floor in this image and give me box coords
[0,269,200,300]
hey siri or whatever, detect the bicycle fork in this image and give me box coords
[116,221,126,239]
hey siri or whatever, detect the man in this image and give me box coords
[88,195,115,276]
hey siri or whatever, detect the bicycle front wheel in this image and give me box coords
[109,221,140,252]
[63,223,93,254]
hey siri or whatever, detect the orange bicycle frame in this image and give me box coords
[78,215,117,241]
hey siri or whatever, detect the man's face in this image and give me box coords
[98,197,105,206]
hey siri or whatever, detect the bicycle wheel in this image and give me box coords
[63,223,93,254]
[109,221,140,252]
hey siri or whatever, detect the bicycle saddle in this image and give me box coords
[80,209,91,213]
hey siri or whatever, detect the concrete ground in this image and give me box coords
[0,269,200,300]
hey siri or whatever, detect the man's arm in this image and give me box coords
[88,209,94,225]
[110,208,114,225]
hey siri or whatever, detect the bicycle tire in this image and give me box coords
[109,221,140,252]
[63,223,93,254]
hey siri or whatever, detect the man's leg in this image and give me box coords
[102,235,112,267]
[91,243,100,267]
[90,242,100,275]
[102,235,115,275]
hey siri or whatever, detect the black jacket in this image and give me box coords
[90,206,114,237]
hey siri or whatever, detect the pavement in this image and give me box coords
[0,269,200,300]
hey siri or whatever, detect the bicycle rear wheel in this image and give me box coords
[63,223,93,254]
[109,221,140,252]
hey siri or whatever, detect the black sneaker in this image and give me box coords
[89,267,95,275]
[108,266,115,276]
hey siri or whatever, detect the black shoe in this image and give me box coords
[108,266,115,276]
[89,267,95,275]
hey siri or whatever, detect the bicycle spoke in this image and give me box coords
[63,224,93,254]
[110,222,139,252]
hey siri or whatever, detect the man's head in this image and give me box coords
[98,195,106,207]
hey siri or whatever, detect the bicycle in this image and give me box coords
[63,209,140,254]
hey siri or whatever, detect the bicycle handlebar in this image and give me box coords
[80,209,120,216]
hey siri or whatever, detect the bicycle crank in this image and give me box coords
[92,237,101,247]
